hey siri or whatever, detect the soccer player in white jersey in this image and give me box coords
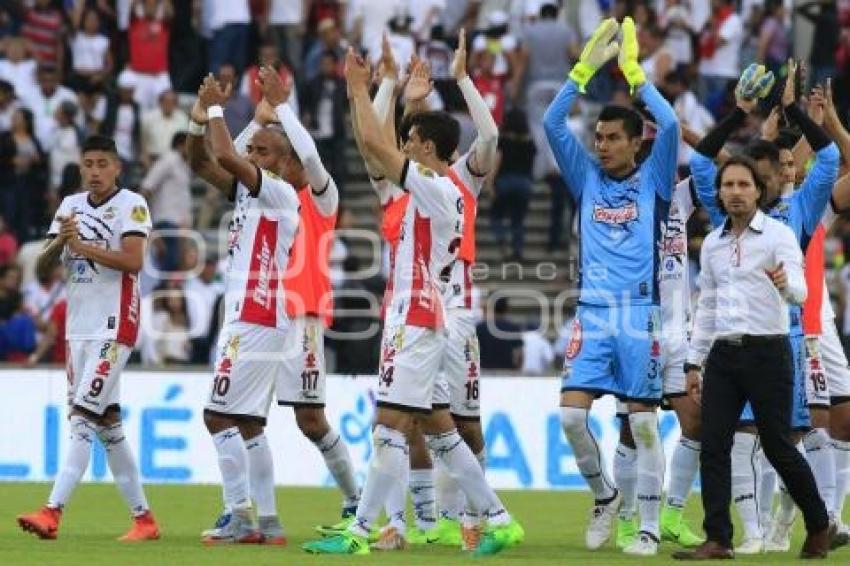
[612,176,704,550]
[187,75,300,544]
[17,136,160,542]
[302,49,523,557]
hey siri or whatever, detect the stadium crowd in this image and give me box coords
[3,0,850,372]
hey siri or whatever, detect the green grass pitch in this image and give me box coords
[0,483,845,564]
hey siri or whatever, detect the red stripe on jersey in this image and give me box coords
[802,225,826,335]
[116,272,141,346]
[445,168,477,264]
[405,211,440,328]
[241,215,280,327]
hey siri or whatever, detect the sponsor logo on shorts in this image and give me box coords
[565,319,582,360]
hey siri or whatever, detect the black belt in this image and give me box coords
[715,334,786,347]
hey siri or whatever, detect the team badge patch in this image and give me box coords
[565,319,582,360]
[417,164,435,178]
[130,205,148,223]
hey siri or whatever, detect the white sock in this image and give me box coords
[731,432,761,540]
[435,459,463,520]
[314,430,360,507]
[245,434,277,518]
[426,430,510,526]
[833,439,850,518]
[613,443,637,519]
[349,424,408,538]
[410,468,437,531]
[98,422,149,517]
[212,427,251,510]
[384,461,408,534]
[757,449,777,531]
[629,412,664,538]
[803,428,837,515]
[48,415,95,509]
[561,407,616,501]
[666,436,700,509]
[461,450,486,527]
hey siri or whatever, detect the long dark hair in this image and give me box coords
[714,155,768,216]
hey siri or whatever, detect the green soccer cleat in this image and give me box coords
[431,517,463,546]
[660,506,704,548]
[616,516,638,549]
[406,526,439,545]
[302,532,370,555]
[472,519,524,557]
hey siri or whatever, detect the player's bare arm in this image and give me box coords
[345,48,406,187]
[403,53,431,118]
[199,75,262,194]
[68,234,146,273]
[453,28,498,176]
[186,95,235,194]
[36,214,77,275]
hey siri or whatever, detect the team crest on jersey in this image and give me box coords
[592,202,638,225]
[102,206,116,220]
[130,205,148,223]
[417,164,435,178]
[565,319,582,360]
[263,168,281,180]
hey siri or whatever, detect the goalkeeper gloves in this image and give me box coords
[735,63,775,101]
[569,18,620,93]
[618,16,646,93]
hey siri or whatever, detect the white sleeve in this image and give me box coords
[677,177,696,220]
[458,76,498,176]
[233,120,262,155]
[274,102,338,216]
[687,236,717,366]
[47,197,73,237]
[371,177,395,206]
[257,168,298,213]
[401,160,457,216]
[121,197,153,237]
[776,224,807,305]
[373,78,397,122]
[821,201,837,230]
[451,152,486,197]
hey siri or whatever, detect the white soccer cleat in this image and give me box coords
[764,519,792,552]
[734,535,765,554]
[585,490,621,550]
[623,531,659,556]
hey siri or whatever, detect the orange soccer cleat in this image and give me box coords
[461,524,481,551]
[118,511,161,541]
[17,506,62,540]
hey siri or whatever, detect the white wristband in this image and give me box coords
[207,105,224,119]
[188,121,206,136]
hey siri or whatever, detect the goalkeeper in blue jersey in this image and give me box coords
[543,17,680,556]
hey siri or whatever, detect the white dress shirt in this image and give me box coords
[687,210,806,366]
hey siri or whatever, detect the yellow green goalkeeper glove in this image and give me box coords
[735,63,775,101]
[618,16,645,93]
[569,18,620,93]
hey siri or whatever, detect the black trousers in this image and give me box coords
[700,336,828,548]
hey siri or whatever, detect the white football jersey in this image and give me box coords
[223,168,300,330]
[444,151,486,310]
[659,178,696,339]
[386,160,463,329]
[48,189,151,344]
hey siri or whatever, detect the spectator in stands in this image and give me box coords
[206,0,251,75]
[264,0,307,76]
[477,296,523,370]
[471,9,522,103]
[471,49,505,125]
[102,72,141,171]
[3,107,46,239]
[146,281,191,365]
[0,290,36,362]
[140,89,188,166]
[0,37,36,99]
[125,0,172,110]
[757,0,788,74]
[241,42,299,117]
[304,50,347,196]
[57,162,81,200]
[419,23,454,104]
[303,18,348,83]
[329,255,382,374]
[662,70,715,168]
[25,296,65,365]
[659,0,698,71]
[0,262,23,314]
[22,260,63,334]
[77,82,107,136]
[491,107,535,261]
[797,0,840,88]
[698,0,743,115]
[0,81,16,133]
[639,23,674,86]
[522,322,555,375]
[48,101,81,193]
[141,132,191,272]
[386,10,416,74]
[68,6,113,92]
[410,0,446,42]
[21,65,77,149]
[19,0,65,70]
[218,62,253,136]
[522,3,578,87]
[185,250,223,364]
[0,214,18,267]
[349,0,403,62]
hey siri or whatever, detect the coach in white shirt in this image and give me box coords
[674,156,829,560]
